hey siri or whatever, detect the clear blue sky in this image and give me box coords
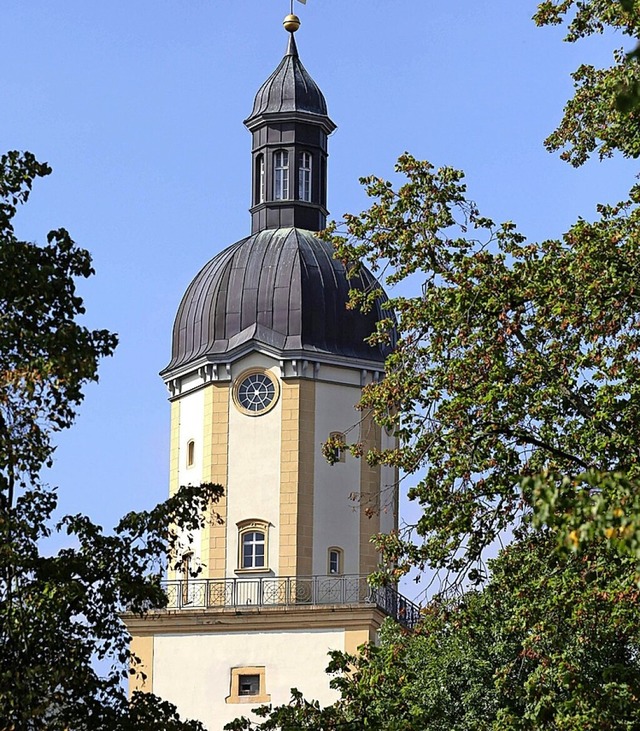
[1,1,635,565]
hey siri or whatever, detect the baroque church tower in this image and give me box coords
[126,15,417,730]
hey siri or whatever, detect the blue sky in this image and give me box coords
[2,1,636,584]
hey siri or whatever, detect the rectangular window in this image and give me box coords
[241,530,266,569]
[238,674,260,696]
[226,667,270,704]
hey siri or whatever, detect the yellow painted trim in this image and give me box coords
[297,379,315,576]
[226,666,271,704]
[344,628,372,656]
[279,379,315,576]
[201,382,230,579]
[167,400,181,581]
[169,400,180,498]
[129,634,154,696]
[279,380,300,576]
[359,411,382,576]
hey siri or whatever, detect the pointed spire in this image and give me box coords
[286,31,298,57]
[244,26,334,123]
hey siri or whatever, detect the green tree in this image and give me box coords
[228,532,640,731]
[534,0,640,150]
[327,152,640,579]
[317,0,640,580]
[229,2,640,729]
[0,151,220,730]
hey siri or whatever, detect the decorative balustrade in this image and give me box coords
[161,574,421,629]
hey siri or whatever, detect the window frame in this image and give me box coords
[255,153,265,203]
[298,151,312,202]
[232,368,280,417]
[329,431,347,463]
[237,519,270,573]
[238,674,260,696]
[328,546,344,575]
[181,551,194,605]
[226,666,271,704]
[273,149,289,200]
[186,439,195,468]
[241,530,265,570]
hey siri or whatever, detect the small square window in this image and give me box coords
[226,666,270,704]
[238,674,260,696]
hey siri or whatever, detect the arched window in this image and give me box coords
[181,551,193,605]
[328,547,343,575]
[320,156,327,206]
[274,150,289,200]
[237,519,270,571]
[255,154,265,203]
[298,151,312,201]
[186,439,195,468]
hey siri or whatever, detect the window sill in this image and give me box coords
[234,568,271,575]
[226,693,271,704]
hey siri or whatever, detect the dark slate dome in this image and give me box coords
[246,34,328,121]
[162,228,393,375]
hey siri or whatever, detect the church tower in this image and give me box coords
[126,15,417,730]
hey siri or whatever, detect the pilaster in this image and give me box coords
[279,379,315,576]
[201,383,230,579]
[359,411,382,576]
[169,400,180,497]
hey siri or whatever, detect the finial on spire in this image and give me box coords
[283,13,301,33]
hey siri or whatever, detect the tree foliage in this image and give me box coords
[534,0,640,159]
[325,155,640,579]
[0,151,220,729]
[228,533,640,731]
[316,0,640,580]
[229,2,640,729]
[0,150,116,490]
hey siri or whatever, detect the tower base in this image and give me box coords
[125,601,391,730]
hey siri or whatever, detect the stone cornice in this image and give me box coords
[123,603,387,636]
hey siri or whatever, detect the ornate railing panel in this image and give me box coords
[161,574,420,629]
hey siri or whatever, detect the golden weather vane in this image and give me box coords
[289,0,306,15]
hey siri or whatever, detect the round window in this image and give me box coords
[234,370,279,415]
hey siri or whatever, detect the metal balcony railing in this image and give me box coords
[162,574,421,629]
